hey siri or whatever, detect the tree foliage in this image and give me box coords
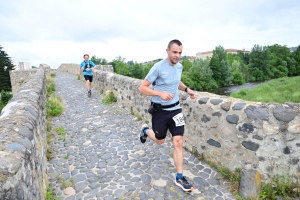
[91,55,108,65]
[209,46,232,87]
[89,44,300,93]
[0,46,14,91]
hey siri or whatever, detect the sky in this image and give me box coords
[1,0,300,68]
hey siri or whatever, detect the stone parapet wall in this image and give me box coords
[57,63,79,74]
[10,63,52,95]
[57,63,114,74]
[9,69,37,95]
[0,68,48,199]
[87,70,300,183]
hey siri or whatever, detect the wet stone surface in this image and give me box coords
[47,72,235,200]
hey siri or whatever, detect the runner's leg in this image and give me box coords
[144,129,165,145]
[173,135,183,174]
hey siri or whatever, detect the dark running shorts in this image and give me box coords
[151,108,184,140]
[84,75,93,82]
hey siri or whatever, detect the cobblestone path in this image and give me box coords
[47,72,236,200]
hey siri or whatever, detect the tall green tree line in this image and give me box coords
[0,46,14,91]
[92,44,300,91]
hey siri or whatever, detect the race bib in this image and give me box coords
[173,113,185,127]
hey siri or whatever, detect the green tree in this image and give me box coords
[268,44,291,77]
[209,46,232,87]
[236,51,250,65]
[0,46,14,91]
[232,70,245,85]
[182,59,192,72]
[292,45,300,75]
[115,62,129,76]
[128,62,143,79]
[190,58,217,90]
[91,55,108,65]
[248,45,271,81]
[142,63,153,78]
[109,56,126,72]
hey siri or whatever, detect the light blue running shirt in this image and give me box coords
[80,60,95,76]
[145,59,182,111]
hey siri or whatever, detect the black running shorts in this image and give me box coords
[151,108,184,140]
[84,75,93,82]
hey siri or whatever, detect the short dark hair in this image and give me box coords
[83,54,89,58]
[167,39,182,49]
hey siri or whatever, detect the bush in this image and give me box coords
[50,73,56,77]
[46,95,63,118]
[102,92,117,105]
[47,83,56,96]
[55,127,65,135]
[1,90,13,104]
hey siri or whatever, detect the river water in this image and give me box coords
[206,81,266,96]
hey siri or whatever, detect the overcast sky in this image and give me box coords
[1,0,300,68]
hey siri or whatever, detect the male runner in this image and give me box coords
[78,54,95,97]
[138,39,196,192]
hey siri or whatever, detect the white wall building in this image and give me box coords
[196,49,250,59]
[13,62,32,70]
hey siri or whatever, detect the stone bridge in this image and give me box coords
[0,63,299,199]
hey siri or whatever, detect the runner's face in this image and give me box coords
[167,44,182,65]
[84,56,89,61]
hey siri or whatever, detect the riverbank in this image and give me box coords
[230,76,300,103]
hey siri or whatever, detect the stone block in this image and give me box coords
[232,103,246,110]
[210,99,223,105]
[241,141,259,151]
[239,169,261,199]
[288,124,300,134]
[201,114,211,123]
[221,102,232,111]
[207,139,221,147]
[245,106,269,121]
[226,114,239,124]
[263,121,279,135]
[198,97,209,104]
[273,107,296,122]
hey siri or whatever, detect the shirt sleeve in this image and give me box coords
[80,62,84,68]
[89,61,96,67]
[145,65,159,83]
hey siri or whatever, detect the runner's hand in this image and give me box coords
[159,92,174,101]
[187,88,196,99]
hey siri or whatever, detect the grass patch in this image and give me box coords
[59,136,66,142]
[46,187,59,200]
[259,175,300,199]
[46,75,54,83]
[50,73,56,77]
[77,75,80,80]
[135,112,142,121]
[231,76,300,103]
[46,146,54,161]
[61,178,74,188]
[55,127,65,135]
[47,83,56,96]
[47,120,52,132]
[63,155,69,159]
[46,95,63,118]
[184,147,242,198]
[102,92,117,105]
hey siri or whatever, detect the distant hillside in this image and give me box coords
[289,46,298,52]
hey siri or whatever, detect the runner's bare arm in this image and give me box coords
[138,79,174,101]
[178,82,196,99]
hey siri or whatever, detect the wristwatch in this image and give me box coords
[184,87,189,92]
